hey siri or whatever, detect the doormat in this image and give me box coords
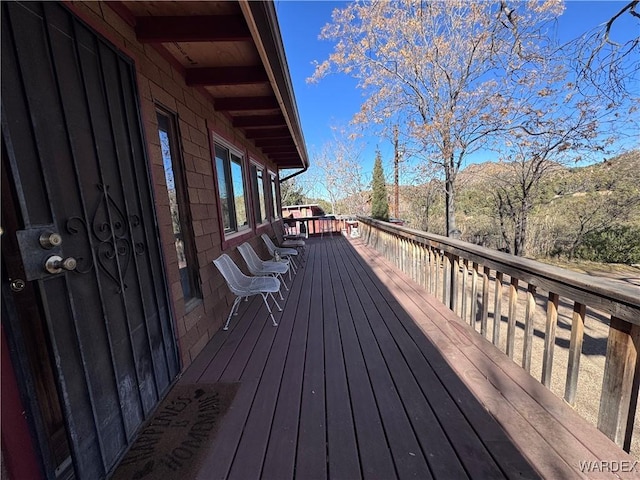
[111,383,239,480]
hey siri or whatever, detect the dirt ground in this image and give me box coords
[448,261,640,459]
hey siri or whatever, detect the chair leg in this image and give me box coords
[269,292,282,312]
[278,273,289,291]
[261,293,278,327]
[285,259,294,279]
[224,296,242,330]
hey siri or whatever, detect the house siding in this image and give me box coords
[66,1,281,367]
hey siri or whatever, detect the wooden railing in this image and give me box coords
[284,216,347,237]
[358,216,640,452]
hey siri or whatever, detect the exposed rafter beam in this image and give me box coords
[261,146,298,154]
[135,15,252,43]
[254,138,295,148]
[233,114,286,128]
[272,158,301,166]
[214,96,279,111]
[245,127,290,139]
[185,66,268,86]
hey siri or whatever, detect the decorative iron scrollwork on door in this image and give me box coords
[66,217,94,275]
[66,184,147,294]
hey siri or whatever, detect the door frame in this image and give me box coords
[2,151,59,480]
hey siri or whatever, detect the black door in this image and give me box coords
[2,2,180,478]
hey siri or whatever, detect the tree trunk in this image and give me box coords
[445,175,458,238]
[495,192,512,253]
[514,214,524,256]
[514,202,531,257]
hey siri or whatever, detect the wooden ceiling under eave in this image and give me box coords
[110,0,309,172]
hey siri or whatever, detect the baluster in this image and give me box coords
[470,262,479,329]
[422,245,427,289]
[598,317,640,450]
[522,284,537,373]
[564,302,586,406]
[461,259,469,323]
[480,266,490,338]
[415,243,419,285]
[417,243,421,284]
[541,292,559,388]
[409,240,413,280]
[434,250,440,300]
[506,277,519,358]
[493,271,504,347]
[451,255,459,313]
[427,247,433,294]
[443,253,451,306]
[413,242,418,283]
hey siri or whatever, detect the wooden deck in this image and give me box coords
[181,235,637,479]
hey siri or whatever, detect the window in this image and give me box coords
[214,142,249,235]
[269,172,280,219]
[157,109,201,303]
[250,163,267,224]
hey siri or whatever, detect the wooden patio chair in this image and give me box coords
[212,254,282,330]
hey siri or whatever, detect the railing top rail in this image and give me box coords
[358,217,640,324]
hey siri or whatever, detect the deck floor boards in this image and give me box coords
[179,235,634,480]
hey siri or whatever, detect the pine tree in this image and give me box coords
[371,151,389,221]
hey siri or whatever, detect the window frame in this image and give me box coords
[213,137,251,241]
[249,160,268,226]
[156,106,202,307]
[268,170,281,220]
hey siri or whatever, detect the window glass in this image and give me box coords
[230,155,248,228]
[157,110,201,302]
[215,149,231,232]
[270,173,280,219]
[251,164,267,224]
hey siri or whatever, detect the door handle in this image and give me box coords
[44,255,77,274]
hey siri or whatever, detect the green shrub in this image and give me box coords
[575,226,640,264]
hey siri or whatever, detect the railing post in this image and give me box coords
[541,292,559,388]
[565,302,586,406]
[522,284,537,373]
[598,317,640,450]
[492,272,504,347]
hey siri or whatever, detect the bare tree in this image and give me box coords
[567,1,639,105]
[306,129,369,215]
[310,0,564,237]
[280,176,306,206]
[490,0,639,257]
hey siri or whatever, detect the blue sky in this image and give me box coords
[274,1,638,185]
